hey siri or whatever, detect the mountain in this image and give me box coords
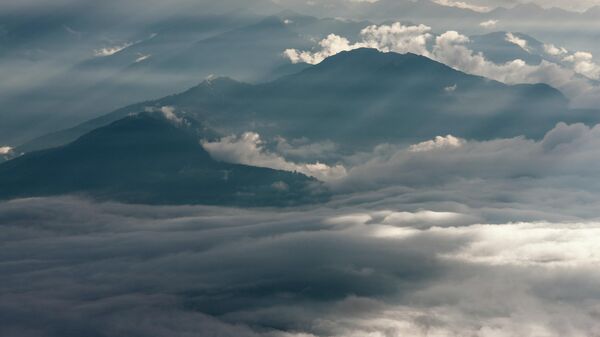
[1,14,371,146]
[0,113,325,206]
[21,48,575,154]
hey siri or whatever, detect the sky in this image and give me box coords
[442,0,600,11]
[3,0,600,16]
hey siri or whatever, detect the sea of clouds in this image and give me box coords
[3,120,600,336]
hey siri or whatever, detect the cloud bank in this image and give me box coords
[338,122,600,193]
[1,194,600,337]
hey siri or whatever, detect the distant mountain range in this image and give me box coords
[272,0,600,27]
[0,14,367,146]
[0,113,325,206]
[3,6,598,146]
[5,48,599,206]
[21,48,577,156]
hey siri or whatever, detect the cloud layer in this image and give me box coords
[1,194,600,337]
[4,118,600,336]
[340,122,600,187]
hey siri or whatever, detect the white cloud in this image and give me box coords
[505,32,530,52]
[284,23,432,65]
[439,222,600,267]
[144,105,186,125]
[544,43,568,56]
[408,135,464,152]
[201,132,347,181]
[93,42,133,57]
[434,0,492,12]
[0,146,12,155]
[479,19,499,28]
[563,51,600,80]
[338,212,600,268]
[360,22,433,55]
[284,34,357,65]
[159,106,184,125]
[5,195,600,337]
[335,122,600,192]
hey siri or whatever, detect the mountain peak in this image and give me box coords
[295,48,456,80]
[323,48,441,67]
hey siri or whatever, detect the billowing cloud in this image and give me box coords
[284,22,432,65]
[202,132,347,181]
[440,222,600,267]
[359,22,433,56]
[544,43,568,56]
[1,195,600,337]
[408,135,464,152]
[563,51,600,80]
[339,122,600,189]
[479,19,499,28]
[284,34,357,65]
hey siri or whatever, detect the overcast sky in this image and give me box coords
[3,0,600,13]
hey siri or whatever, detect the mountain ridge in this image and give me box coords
[0,113,325,206]
[18,48,574,155]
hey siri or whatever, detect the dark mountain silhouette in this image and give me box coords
[0,113,325,206]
